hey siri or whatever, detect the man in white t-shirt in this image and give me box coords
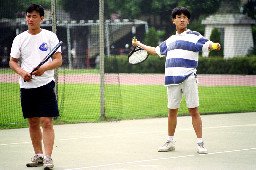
[132,7,221,154]
[9,4,62,169]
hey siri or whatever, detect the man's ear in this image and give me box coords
[40,16,44,22]
[172,18,175,24]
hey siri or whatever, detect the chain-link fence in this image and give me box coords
[1,0,256,129]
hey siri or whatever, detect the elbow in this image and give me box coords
[59,58,63,67]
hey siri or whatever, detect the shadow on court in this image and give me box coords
[0,112,256,170]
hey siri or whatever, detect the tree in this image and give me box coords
[243,0,256,55]
[104,0,221,37]
[60,0,99,20]
[0,0,51,19]
[243,0,256,19]
[144,27,165,47]
[209,27,223,57]
[105,0,221,20]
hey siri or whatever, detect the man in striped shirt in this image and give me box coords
[132,7,221,154]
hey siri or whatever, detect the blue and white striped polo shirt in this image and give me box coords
[155,29,211,86]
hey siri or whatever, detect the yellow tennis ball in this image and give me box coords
[212,43,218,50]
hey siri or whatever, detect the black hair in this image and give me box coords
[171,7,191,19]
[26,4,44,17]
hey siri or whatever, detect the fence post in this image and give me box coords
[51,0,58,100]
[99,0,106,119]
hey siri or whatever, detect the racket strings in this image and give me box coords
[129,47,148,64]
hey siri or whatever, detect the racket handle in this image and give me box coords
[24,65,40,82]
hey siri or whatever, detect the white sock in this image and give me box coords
[167,136,174,141]
[197,138,203,143]
[36,153,44,157]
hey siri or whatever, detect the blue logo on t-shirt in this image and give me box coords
[39,42,48,51]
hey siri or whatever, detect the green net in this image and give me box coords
[0,0,256,129]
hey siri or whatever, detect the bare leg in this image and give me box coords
[168,109,179,136]
[28,117,43,154]
[188,107,202,138]
[40,117,54,156]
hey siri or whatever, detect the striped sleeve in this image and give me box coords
[155,41,167,58]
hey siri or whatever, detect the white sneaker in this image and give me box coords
[26,154,44,167]
[158,140,175,152]
[197,142,208,154]
[43,156,54,169]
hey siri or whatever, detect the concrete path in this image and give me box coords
[0,112,256,170]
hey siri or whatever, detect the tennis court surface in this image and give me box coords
[1,112,256,170]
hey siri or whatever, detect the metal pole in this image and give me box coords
[99,0,105,119]
[67,26,72,69]
[105,22,110,56]
[51,0,58,99]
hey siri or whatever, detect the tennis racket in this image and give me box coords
[25,41,63,82]
[128,37,148,64]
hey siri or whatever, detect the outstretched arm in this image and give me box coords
[132,39,158,55]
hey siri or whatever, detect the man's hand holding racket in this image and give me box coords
[132,37,139,47]
[21,66,47,82]
[21,70,33,82]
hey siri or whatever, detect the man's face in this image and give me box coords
[26,10,43,30]
[172,13,189,31]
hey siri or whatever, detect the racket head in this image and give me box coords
[128,46,148,64]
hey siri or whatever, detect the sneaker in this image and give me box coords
[197,142,208,154]
[158,140,175,152]
[26,154,44,167]
[43,156,54,169]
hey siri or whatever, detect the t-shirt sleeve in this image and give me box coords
[155,41,167,58]
[10,36,21,59]
[50,33,62,53]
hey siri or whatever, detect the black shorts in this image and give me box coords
[20,81,59,118]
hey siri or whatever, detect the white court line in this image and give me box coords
[64,148,256,170]
[0,123,256,146]
[58,123,256,141]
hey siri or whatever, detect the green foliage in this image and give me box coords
[178,0,221,19]
[243,0,256,19]
[105,0,221,20]
[210,28,220,42]
[144,27,165,47]
[60,0,99,20]
[197,56,256,75]
[105,55,165,73]
[105,0,177,19]
[105,55,256,75]
[0,0,52,19]
[249,25,256,55]
[1,82,256,129]
[187,19,205,35]
[209,27,223,57]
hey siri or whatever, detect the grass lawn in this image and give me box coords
[1,82,256,129]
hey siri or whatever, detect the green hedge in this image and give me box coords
[105,55,256,75]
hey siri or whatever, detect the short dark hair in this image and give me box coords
[26,4,44,17]
[172,7,191,19]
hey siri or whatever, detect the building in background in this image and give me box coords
[202,0,256,58]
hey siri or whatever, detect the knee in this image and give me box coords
[169,109,178,118]
[41,118,53,129]
[28,118,40,128]
[188,107,200,117]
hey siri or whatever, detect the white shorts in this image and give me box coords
[167,74,199,109]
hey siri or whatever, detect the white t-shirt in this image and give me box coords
[10,29,61,89]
